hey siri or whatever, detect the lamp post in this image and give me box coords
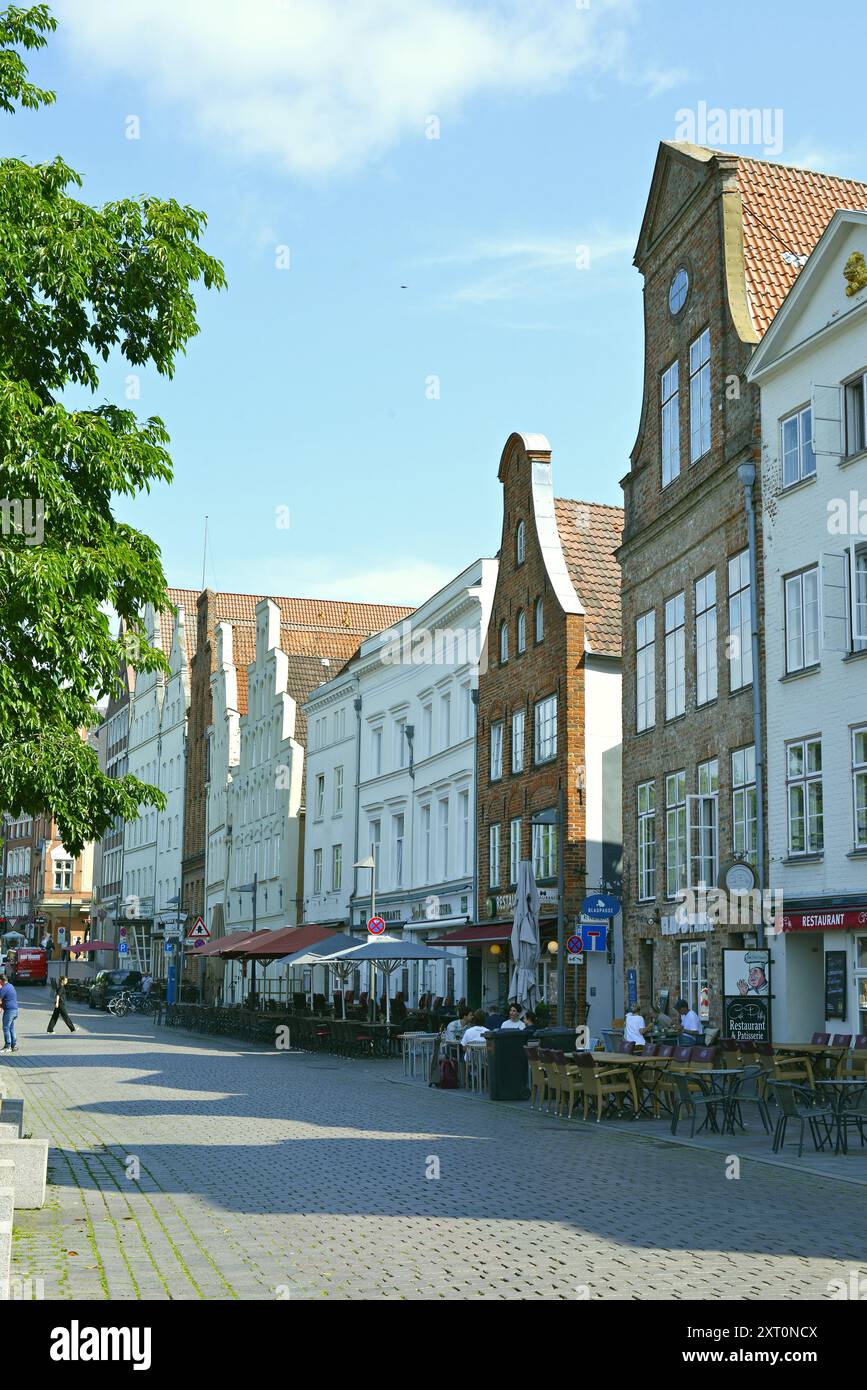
[353,846,377,1020]
[237,873,258,1007]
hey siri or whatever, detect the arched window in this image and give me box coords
[499,621,509,664]
[535,597,544,643]
[516,520,525,565]
[517,609,526,654]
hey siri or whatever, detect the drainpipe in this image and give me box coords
[352,685,362,923]
[471,687,480,1007]
[737,459,766,948]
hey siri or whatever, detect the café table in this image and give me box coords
[814,1079,867,1154]
[587,1052,671,1119]
[692,1068,746,1135]
[775,1043,848,1080]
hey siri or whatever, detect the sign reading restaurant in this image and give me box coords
[781,908,867,932]
[488,888,559,917]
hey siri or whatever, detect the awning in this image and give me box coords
[191,931,259,959]
[69,939,115,953]
[228,922,335,960]
[428,922,514,947]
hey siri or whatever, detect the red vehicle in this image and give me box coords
[6,947,48,985]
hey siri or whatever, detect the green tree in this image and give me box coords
[0,5,225,854]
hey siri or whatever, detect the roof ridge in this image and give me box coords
[555,496,624,514]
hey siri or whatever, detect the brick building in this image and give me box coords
[620,142,867,1028]
[475,432,622,1030]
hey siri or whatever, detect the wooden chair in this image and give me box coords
[848,1037,867,1079]
[537,1048,568,1114]
[571,1052,638,1122]
[689,1046,719,1070]
[525,1046,548,1111]
[811,1032,830,1045]
[774,1051,815,1088]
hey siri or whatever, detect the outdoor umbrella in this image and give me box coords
[69,940,115,953]
[275,933,361,1017]
[327,938,450,1024]
[508,859,540,1012]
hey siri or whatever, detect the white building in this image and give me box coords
[747,208,867,1042]
[302,557,497,1007]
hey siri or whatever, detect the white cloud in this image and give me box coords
[420,229,634,304]
[53,0,645,178]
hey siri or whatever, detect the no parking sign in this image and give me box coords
[367,916,386,936]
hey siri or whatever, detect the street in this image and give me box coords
[3,991,864,1301]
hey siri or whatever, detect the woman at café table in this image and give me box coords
[500,1003,526,1031]
[623,1001,649,1048]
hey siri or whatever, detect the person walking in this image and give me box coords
[0,974,20,1053]
[47,976,76,1035]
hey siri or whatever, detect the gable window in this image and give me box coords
[511,708,525,774]
[781,405,816,487]
[516,609,526,654]
[665,771,687,899]
[689,328,711,463]
[784,565,820,673]
[732,745,757,866]
[845,370,867,456]
[637,781,656,902]
[787,737,823,855]
[695,571,718,706]
[499,621,508,665]
[727,550,753,690]
[661,359,680,486]
[534,695,557,764]
[516,520,525,565]
[636,610,656,731]
[853,727,867,850]
[664,593,685,719]
[535,598,544,643]
[490,721,503,781]
[53,857,73,892]
[489,823,501,889]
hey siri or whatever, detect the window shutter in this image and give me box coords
[811,384,843,456]
[821,551,849,651]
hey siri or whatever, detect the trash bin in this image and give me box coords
[486,1029,532,1101]
[601,1029,624,1053]
[533,1026,581,1053]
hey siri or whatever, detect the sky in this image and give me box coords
[6,0,867,605]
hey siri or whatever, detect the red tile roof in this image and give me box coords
[159,588,201,662]
[554,499,624,656]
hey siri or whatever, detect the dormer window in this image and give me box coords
[516,520,525,566]
[499,621,509,665]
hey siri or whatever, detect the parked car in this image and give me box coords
[6,947,48,985]
[89,969,143,1010]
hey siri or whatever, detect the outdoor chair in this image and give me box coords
[464,1041,489,1094]
[537,1048,566,1114]
[571,1052,638,1122]
[847,1042,867,1079]
[432,996,444,1012]
[525,1046,548,1110]
[672,1045,694,1066]
[811,1032,831,1046]
[836,1083,867,1151]
[656,1044,675,1058]
[855,1035,867,1049]
[689,1046,719,1069]
[831,1034,852,1047]
[769,1082,836,1157]
[554,1051,588,1120]
[643,1043,659,1057]
[670,1071,725,1137]
[774,1053,815,1088]
[726,1065,772,1135]
[621,1041,636,1054]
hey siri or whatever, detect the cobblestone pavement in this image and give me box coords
[4,992,864,1300]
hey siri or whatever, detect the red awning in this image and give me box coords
[428,922,514,947]
[69,939,115,953]
[224,922,336,959]
[191,931,259,959]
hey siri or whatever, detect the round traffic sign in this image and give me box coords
[367,916,386,935]
[566,933,584,955]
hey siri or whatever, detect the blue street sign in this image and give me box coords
[580,893,621,920]
[118,941,129,955]
[164,942,174,955]
[578,921,608,951]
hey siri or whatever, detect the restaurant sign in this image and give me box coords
[488,888,558,917]
[781,908,867,932]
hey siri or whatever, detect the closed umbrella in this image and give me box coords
[509,860,540,1012]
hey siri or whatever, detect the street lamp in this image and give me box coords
[353,847,377,1020]
[237,873,259,1007]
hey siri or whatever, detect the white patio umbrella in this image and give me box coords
[509,860,540,1012]
[275,934,360,1017]
[327,937,450,1024]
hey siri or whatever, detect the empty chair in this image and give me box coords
[726,1065,772,1135]
[672,1045,694,1066]
[690,1046,719,1069]
[656,1044,675,1059]
[811,1032,831,1046]
[643,1043,659,1057]
[621,1041,636,1054]
[432,996,444,1011]
[774,1052,815,1088]
[571,1052,638,1122]
[854,1035,867,1050]
[769,1082,835,1157]
[670,1071,724,1138]
[831,1034,852,1047]
[525,1046,548,1110]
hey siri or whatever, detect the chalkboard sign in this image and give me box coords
[824,950,847,1021]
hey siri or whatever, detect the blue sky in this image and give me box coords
[7,0,867,604]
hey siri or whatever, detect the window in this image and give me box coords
[669,266,689,315]
[490,721,503,781]
[462,683,473,739]
[853,546,867,652]
[499,621,508,664]
[534,695,557,763]
[787,738,823,854]
[440,692,451,749]
[511,709,525,774]
[732,746,757,866]
[438,798,450,879]
[637,781,656,901]
[392,813,405,887]
[53,858,73,891]
[845,370,867,456]
[509,817,522,884]
[516,609,526,654]
[535,598,544,643]
[727,550,753,690]
[313,848,323,895]
[665,771,687,898]
[679,941,708,1020]
[369,819,381,888]
[489,823,501,888]
[335,707,346,740]
[784,566,820,673]
[633,622,655,746]
[689,328,711,463]
[371,725,383,776]
[781,405,816,487]
[422,702,432,757]
[532,818,557,881]
[396,716,408,768]
[314,774,325,820]
[516,520,525,565]
[459,790,469,874]
[331,844,342,892]
[661,359,680,486]
[854,727,867,850]
[421,804,432,880]
[664,593,685,719]
[695,571,717,706]
[690,758,719,889]
[334,766,344,814]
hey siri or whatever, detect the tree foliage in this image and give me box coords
[0,5,225,853]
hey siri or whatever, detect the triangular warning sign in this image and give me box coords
[186,916,210,941]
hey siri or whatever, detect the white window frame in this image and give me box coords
[511,708,525,774]
[438,798,449,880]
[313,848,323,895]
[732,745,757,866]
[844,369,867,457]
[534,695,557,764]
[315,775,325,821]
[665,770,687,899]
[661,358,680,486]
[499,621,508,665]
[371,725,383,777]
[516,609,526,654]
[727,550,753,691]
[490,721,503,781]
[854,726,867,851]
[331,844,342,893]
[689,327,711,463]
[421,803,432,881]
[695,570,717,706]
[636,610,655,731]
[459,790,470,875]
[784,565,820,674]
[392,813,405,887]
[440,692,451,750]
[664,592,685,720]
[516,520,525,565]
[786,737,823,856]
[509,817,522,885]
[687,758,719,891]
[531,818,557,881]
[680,941,708,1020]
[535,598,544,643]
[489,823,501,889]
[637,781,656,902]
[334,765,344,814]
[781,404,816,487]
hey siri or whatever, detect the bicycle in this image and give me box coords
[107,990,134,1017]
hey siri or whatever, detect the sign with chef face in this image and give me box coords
[723,947,770,998]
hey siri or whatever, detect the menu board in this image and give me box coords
[824,950,847,1021]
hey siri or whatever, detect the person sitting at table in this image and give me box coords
[485,1000,505,1030]
[623,1001,648,1048]
[522,1011,538,1038]
[676,998,703,1042]
[461,1010,490,1051]
[500,1003,526,1031]
[443,1008,472,1043]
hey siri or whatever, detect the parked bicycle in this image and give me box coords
[107,990,160,1018]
